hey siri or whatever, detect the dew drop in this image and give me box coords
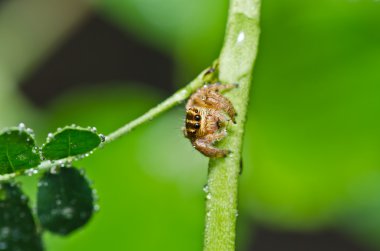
[0,227,10,237]
[50,166,59,174]
[38,181,49,187]
[203,184,209,193]
[26,128,34,135]
[47,133,54,141]
[25,168,38,177]
[206,193,212,200]
[66,160,73,167]
[20,194,28,202]
[93,204,100,212]
[18,123,26,131]
[92,189,99,202]
[237,31,245,43]
[32,146,39,154]
[61,207,74,219]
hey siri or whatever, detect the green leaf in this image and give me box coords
[0,128,41,174]
[37,167,94,235]
[0,182,43,251]
[41,127,101,160]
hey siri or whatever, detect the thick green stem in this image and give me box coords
[203,0,261,250]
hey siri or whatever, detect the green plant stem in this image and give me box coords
[104,67,210,144]
[0,67,209,181]
[203,0,261,250]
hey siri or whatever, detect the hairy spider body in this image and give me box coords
[184,83,237,157]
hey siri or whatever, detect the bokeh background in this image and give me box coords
[1,0,380,250]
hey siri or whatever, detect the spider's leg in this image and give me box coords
[192,131,229,158]
[206,83,237,93]
[193,139,229,158]
[203,92,237,123]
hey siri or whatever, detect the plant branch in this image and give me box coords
[0,67,210,181]
[104,67,211,144]
[203,0,261,250]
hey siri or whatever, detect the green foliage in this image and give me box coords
[37,167,94,235]
[41,127,102,160]
[0,182,43,251]
[0,128,40,175]
[0,124,104,249]
[0,126,103,178]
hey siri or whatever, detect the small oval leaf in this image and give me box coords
[0,129,41,174]
[37,167,94,235]
[41,127,101,160]
[0,182,44,251]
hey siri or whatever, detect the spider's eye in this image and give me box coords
[194,123,200,129]
[193,108,199,113]
[194,115,201,121]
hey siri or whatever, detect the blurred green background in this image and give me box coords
[1,0,380,250]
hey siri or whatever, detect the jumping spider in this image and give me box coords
[184,83,237,158]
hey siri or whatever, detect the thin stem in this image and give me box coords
[0,157,74,181]
[0,67,210,181]
[104,67,210,144]
[203,0,261,250]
